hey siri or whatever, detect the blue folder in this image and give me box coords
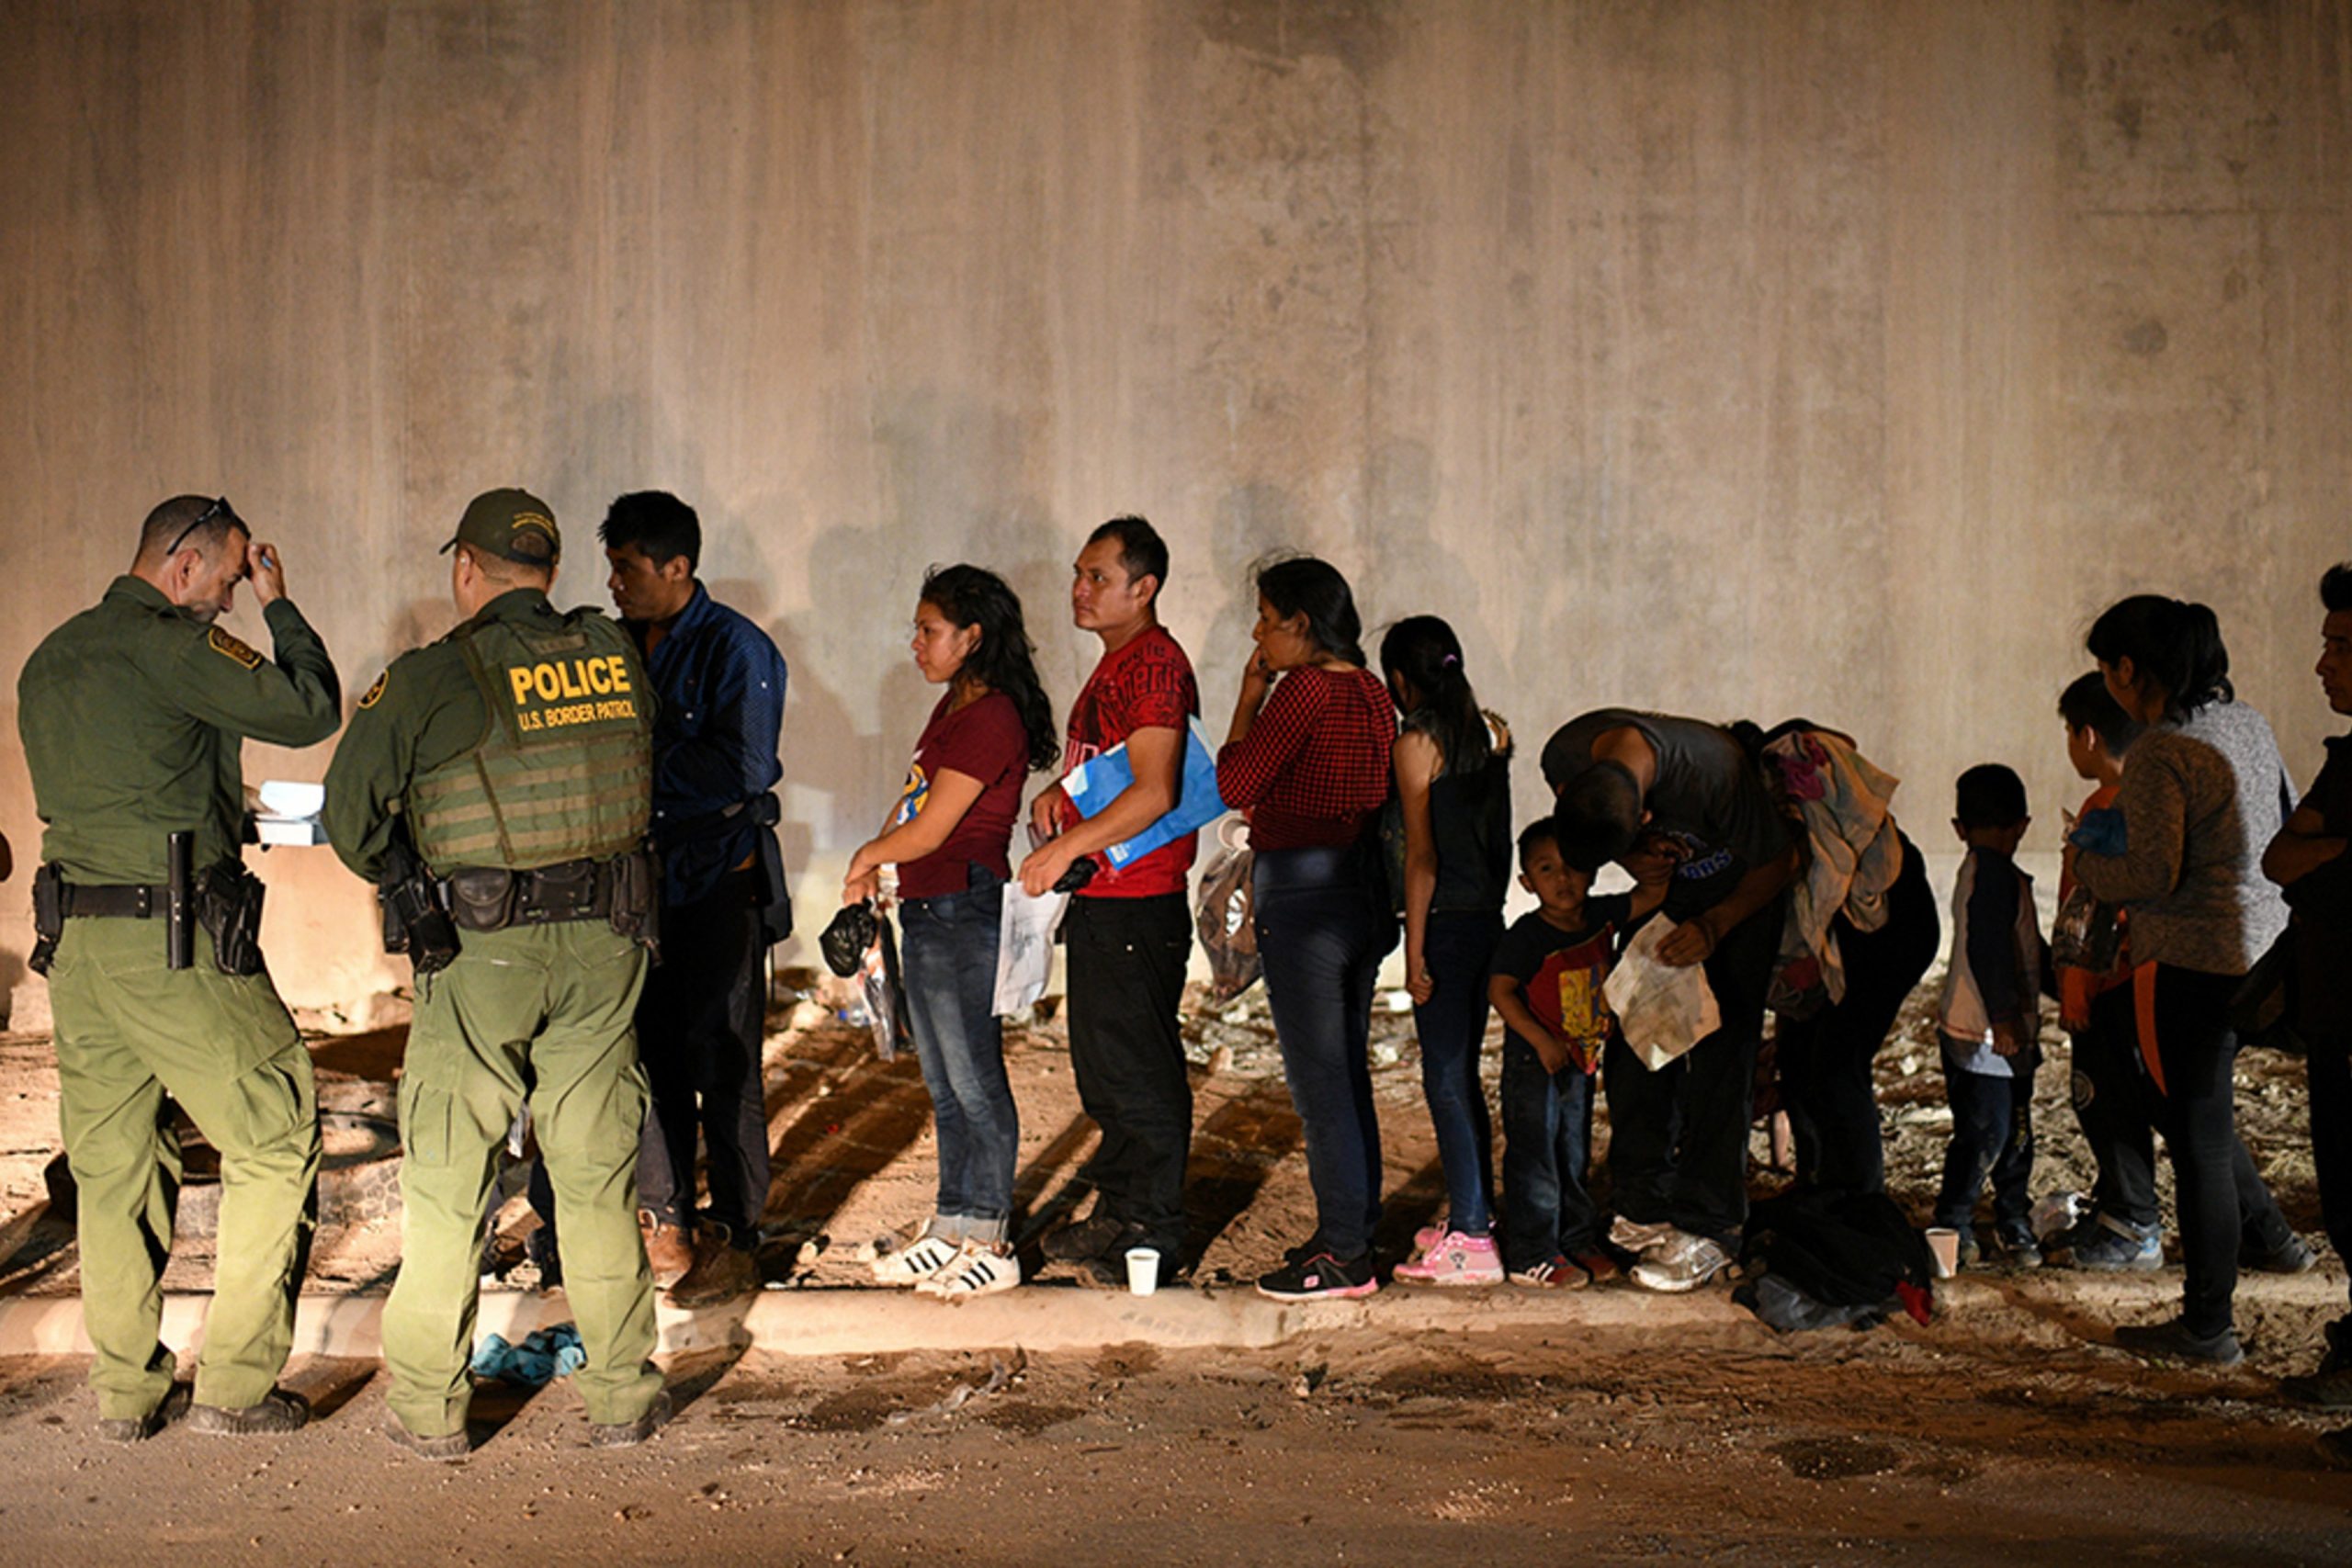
[1059,719,1228,868]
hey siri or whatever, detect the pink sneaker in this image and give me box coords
[1393,1230,1504,1286]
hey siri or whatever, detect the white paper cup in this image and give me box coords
[1125,1247,1160,1297]
[1924,1227,1960,1280]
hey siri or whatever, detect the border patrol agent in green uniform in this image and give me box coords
[322,490,669,1460]
[17,495,339,1442]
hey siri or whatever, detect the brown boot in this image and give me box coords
[669,1223,761,1306]
[640,1210,695,1290]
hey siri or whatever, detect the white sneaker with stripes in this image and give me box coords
[921,1243,1022,1299]
[870,1232,963,1288]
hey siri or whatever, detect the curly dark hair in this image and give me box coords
[920,564,1060,773]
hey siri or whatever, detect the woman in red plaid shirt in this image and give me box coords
[1216,557,1398,1300]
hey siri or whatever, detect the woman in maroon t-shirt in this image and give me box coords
[1216,555,1397,1301]
[843,565,1059,1299]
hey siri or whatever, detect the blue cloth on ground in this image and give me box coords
[470,1323,588,1387]
[1059,718,1227,868]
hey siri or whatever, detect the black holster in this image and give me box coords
[28,863,62,976]
[381,830,460,976]
[195,861,268,976]
[609,843,660,959]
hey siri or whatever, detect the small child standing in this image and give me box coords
[2052,673,2161,1269]
[1487,819,1664,1288]
[1935,763,2048,1269]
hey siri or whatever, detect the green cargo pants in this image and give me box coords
[382,919,662,1438]
[44,919,322,1421]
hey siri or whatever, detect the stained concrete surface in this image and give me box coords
[1,0,2346,1024]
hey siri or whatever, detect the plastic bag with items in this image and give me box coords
[1193,816,1261,1004]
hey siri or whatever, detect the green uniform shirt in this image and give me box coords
[323,589,654,883]
[17,576,342,883]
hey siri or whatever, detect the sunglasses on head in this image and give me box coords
[163,496,242,558]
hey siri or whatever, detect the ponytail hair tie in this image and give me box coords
[1440,653,1461,669]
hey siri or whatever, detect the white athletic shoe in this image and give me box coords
[922,1244,1022,1300]
[1608,1215,1676,1253]
[1629,1230,1731,1293]
[870,1232,963,1288]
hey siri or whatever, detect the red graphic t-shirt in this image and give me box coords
[895,690,1028,900]
[1059,625,1201,899]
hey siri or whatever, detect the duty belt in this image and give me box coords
[438,856,622,932]
[57,882,171,919]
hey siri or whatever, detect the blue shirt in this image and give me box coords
[635,583,787,908]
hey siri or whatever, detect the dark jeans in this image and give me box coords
[1773,836,1939,1194]
[2071,984,2160,1229]
[1602,890,1782,1247]
[1411,910,1503,1235]
[2148,964,2294,1338]
[1934,1050,2035,1232]
[635,873,772,1245]
[899,874,1018,1230]
[1499,1036,1599,1269]
[1064,892,1193,1253]
[1255,848,1393,1259]
[2309,1032,2352,1321]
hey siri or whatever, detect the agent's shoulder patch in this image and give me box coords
[207,626,264,670]
[357,670,389,709]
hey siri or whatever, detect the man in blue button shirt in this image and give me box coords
[598,491,791,1305]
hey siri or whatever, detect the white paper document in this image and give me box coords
[1602,918,1722,1071]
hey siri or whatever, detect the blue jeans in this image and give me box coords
[1255,848,1393,1259]
[899,874,1018,1234]
[1934,1049,2035,1233]
[1499,1036,1599,1269]
[1411,911,1502,1235]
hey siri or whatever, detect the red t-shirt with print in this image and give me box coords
[1059,625,1201,899]
[895,691,1028,900]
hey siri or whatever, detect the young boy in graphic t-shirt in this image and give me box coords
[1487,819,1664,1289]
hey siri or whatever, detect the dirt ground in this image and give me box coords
[1,962,2349,1562]
[0,1309,2347,1566]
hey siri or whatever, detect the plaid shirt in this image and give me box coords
[1216,665,1396,850]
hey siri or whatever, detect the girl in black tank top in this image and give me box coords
[1381,617,1514,1285]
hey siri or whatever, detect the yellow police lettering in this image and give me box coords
[509,668,535,705]
[586,660,613,695]
[606,656,631,694]
[532,665,562,702]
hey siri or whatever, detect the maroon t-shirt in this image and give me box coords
[894,691,1028,899]
[1059,625,1201,898]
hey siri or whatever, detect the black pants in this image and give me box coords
[1064,893,1193,1254]
[2148,964,2293,1338]
[634,874,773,1244]
[2310,1033,2352,1324]
[1934,1052,2036,1232]
[1603,890,1783,1247]
[1773,836,1939,1194]
[2071,984,2160,1229]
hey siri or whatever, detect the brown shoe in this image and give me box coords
[640,1209,695,1290]
[670,1224,761,1307]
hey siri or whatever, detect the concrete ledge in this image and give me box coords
[0,1270,2336,1361]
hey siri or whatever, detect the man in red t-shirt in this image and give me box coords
[1020,516,1200,1276]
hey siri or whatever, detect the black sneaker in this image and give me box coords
[1080,1224,1186,1289]
[187,1390,311,1437]
[2112,1318,2245,1368]
[384,1418,472,1462]
[1255,1248,1378,1302]
[2243,1233,2318,1275]
[1993,1223,2043,1269]
[1042,1210,1129,1263]
[96,1382,190,1445]
[588,1388,673,1450]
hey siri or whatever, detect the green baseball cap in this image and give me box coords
[441,488,560,566]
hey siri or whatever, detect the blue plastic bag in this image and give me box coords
[470,1323,588,1388]
[1059,719,1227,869]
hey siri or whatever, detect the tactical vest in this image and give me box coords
[405,608,653,872]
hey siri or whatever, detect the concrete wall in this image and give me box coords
[3,0,2346,1016]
